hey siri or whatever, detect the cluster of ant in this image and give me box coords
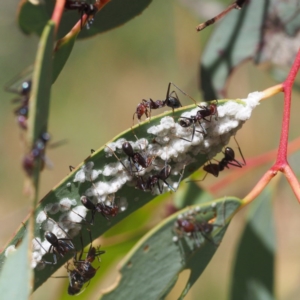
[132,82,246,180]
[5,61,262,296]
[4,2,102,178]
[28,190,121,295]
[4,70,49,177]
[34,220,105,295]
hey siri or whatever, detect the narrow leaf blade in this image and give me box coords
[230,188,276,300]
[0,230,32,300]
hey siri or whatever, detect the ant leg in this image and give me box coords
[77,232,85,261]
[226,160,244,168]
[34,238,57,265]
[214,100,219,120]
[105,144,132,175]
[199,232,219,247]
[178,118,195,143]
[169,165,185,191]
[80,9,84,30]
[196,120,207,135]
[165,82,172,100]
[233,136,246,165]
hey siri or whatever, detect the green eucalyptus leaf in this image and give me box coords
[230,188,276,300]
[27,20,54,190]
[28,20,54,141]
[99,198,242,299]
[0,92,260,292]
[200,0,266,100]
[174,177,213,209]
[18,0,153,40]
[200,0,300,100]
[18,1,51,36]
[53,32,78,83]
[0,229,32,300]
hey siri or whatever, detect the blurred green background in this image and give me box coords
[1,0,300,299]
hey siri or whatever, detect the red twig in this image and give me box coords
[242,49,300,206]
[55,0,110,50]
[51,0,66,35]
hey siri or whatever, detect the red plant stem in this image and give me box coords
[241,49,300,206]
[283,164,300,201]
[274,49,300,166]
[241,170,276,207]
[51,0,66,34]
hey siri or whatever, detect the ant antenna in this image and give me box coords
[233,136,246,166]
[169,82,197,105]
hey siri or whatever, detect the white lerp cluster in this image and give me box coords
[97,92,261,195]
[70,92,262,197]
[30,198,87,269]
[23,92,261,269]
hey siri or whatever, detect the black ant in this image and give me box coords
[5,68,32,130]
[178,101,218,142]
[65,1,98,29]
[34,214,76,265]
[133,82,182,123]
[22,132,51,176]
[122,141,154,173]
[174,206,224,248]
[136,164,185,194]
[80,195,119,224]
[67,231,105,295]
[106,140,154,175]
[42,231,76,264]
[203,137,246,178]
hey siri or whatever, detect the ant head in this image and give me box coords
[45,231,57,244]
[21,80,31,95]
[224,147,235,160]
[159,164,171,179]
[15,105,28,116]
[68,274,83,295]
[86,4,97,14]
[40,132,51,144]
[122,142,134,156]
[80,196,96,210]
